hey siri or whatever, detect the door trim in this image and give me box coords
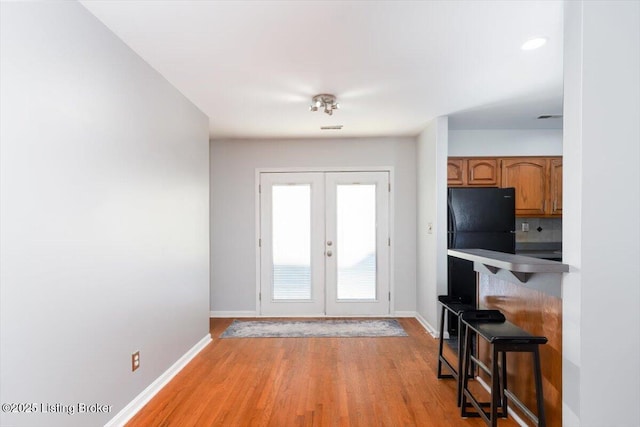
[255,166,395,316]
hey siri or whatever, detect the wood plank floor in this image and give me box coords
[127,318,520,426]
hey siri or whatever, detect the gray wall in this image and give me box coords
[416,117,448,333]
[448,129,562,156]
[562,1,640,425]
[210,137,417,314]
[0,3,210,426]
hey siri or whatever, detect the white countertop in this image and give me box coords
[448,248,569,274]
[448,248,569,297]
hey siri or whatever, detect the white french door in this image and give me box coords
[259,171,390,316]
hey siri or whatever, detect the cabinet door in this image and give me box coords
[549,158,562,215]
[501,158,548,216]
[447,158,466,186]
[467,158,499,186]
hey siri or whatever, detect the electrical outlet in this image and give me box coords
[521,222,529,232]
[132,351,140,372]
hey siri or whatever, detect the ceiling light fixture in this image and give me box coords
[521,37,548,50]
[310,94,339,116]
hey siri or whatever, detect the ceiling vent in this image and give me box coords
[320,125,343,130]
[537,115,563,119]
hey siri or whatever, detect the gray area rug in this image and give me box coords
[220,319,408,338]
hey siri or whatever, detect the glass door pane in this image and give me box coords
[325,171,390,316]
[272,185,311,300]
[259,172,325,316]
[336,185,376,300]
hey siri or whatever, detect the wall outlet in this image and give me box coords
[132,351,140,372]
[521,222,530,232]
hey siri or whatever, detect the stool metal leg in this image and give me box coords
[437,304,445,377]
[501,351,508,417]
[456,314,464,406]
[437,304,454,379]
[460,325,469,417]
[491,345,500,427]
[533,346,546,427]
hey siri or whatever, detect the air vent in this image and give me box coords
[537,115,563,119]
[320,125,343,130]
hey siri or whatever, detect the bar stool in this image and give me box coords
[437,295,475,406]
[460,310,547,427]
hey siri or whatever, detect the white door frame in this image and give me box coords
[255,166,395,317]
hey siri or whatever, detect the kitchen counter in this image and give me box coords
[447,248,569,297]
[515,241,562,260]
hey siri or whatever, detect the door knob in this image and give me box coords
[327,241,333,246]
[326,250,333,257]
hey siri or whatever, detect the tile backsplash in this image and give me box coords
[515,217,562,242]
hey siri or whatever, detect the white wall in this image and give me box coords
[0,3,210,426]
[563,1,640,426]
[416,117,448,333]
[210,137,417,315]
[448,129,562,157]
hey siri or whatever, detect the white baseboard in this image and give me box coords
[212,311,420,319]
[393,311,417,317]
[105,334,212,427]
[415,312,439,338]
[475,376,528,427]
[210,310,258,318]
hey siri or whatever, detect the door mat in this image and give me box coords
[220,319,408,338]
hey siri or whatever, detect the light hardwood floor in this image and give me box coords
[126,318,520,426]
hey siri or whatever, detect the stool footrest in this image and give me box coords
[504,389,540,426]
[461,389,507,421]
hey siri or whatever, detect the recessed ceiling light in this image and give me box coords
[320,125,343,130]
[521,37,547,51]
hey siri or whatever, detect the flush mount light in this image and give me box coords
[310,94,339,116]
[521,37,547,50]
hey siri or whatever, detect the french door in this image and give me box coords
[259,171,390,316]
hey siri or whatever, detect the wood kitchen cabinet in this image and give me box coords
[467,158,500,186]
[500,157,562,217]
[448,156,562,217]
[447,158,466,186]
[549,158,563,215]
[447,157,499,187]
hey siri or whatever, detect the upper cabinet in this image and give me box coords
[501,158,549,216]
[549,158,563,215]
[448,156,562,217]
[447,158,466,186]
[447,157,499,187]
[468,158,500,186]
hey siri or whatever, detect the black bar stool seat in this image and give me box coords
[460,310,548,427]
[437,295,476,406]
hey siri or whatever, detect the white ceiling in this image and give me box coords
[80,0,564,140]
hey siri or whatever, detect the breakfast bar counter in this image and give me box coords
[448,248,569,298]
[447,248,568,424]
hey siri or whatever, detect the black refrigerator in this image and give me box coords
[447,187,515,334]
